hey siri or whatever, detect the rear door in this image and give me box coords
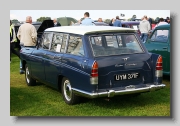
[144,27,170,73]
[90,33,152,89]
[43,32,66,87]
[62,35,89,90]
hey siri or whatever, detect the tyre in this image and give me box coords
[61,77,80,105]
[25,64,36,86]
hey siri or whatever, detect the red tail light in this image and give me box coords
[156,56,163,70]
[91,61,98,77]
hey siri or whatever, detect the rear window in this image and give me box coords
[89,34,143,57]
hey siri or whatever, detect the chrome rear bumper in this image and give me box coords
[72,84,166,99]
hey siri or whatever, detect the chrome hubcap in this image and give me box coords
[26,67,30,83]
[63,80,72,101]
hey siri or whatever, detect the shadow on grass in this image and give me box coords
[84,89,170,109]
[163,75,170,81]
[28,81,170,110]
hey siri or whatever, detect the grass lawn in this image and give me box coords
[10,54,170,116]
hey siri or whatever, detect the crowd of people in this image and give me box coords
[10,11,170,74]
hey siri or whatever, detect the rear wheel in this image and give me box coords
[61,77,80,105]
[25,64,36,86]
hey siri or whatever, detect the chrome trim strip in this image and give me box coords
[72,84,166,99]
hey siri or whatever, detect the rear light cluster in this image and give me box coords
[156,56,163,70]
[155,55,163,77]
[90,61,98,84]
[91,61,98,77]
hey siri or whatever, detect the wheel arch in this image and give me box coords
[58,75,65,91]
[22,60,27,70]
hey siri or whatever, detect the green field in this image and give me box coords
[10,54,170,116]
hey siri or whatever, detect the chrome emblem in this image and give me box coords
[122,57,129,61]
[125,63,137,66]
[115,64,123,67]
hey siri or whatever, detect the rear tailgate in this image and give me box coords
[95,53,153,89]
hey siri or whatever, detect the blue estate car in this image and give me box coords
[20,26,166,105]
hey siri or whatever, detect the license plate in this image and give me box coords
[114,73,140,81]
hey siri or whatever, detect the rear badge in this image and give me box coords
[125,63,137,66]
[122,57,129,61]
[115,64,123,67]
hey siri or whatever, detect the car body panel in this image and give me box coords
[144,24,170,75]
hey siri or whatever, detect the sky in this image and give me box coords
[10,10,170,21]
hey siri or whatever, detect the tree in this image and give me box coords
[131,15,137,21]
[155,17,160,24]
[36,17,51,22]
[104,19,111,24]
[11,19,20,25]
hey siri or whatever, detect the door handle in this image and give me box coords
[163,47,167,49]
[53,55,61,60]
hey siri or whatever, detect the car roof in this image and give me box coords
[155,24,170,29]
[72,22,109,26]
[93,22,109,26]
[121,21,140,25]
[45,26,136,35]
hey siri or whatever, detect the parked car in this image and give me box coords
[73,21,141,37]
[143,24,170,75]
[121,21,141,37]
[72,22,109,26]
[20,26,166,105]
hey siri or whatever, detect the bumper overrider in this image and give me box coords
[72,84,166,98]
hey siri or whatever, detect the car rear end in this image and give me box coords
[78,31,165,98]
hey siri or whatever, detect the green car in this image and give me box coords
[144,24,170,75]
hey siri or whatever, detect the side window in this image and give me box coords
[60,34,68,53]
[50,33,63,52]
[151,29,169,42]
[42,32,53,49]
[67,36,84,56]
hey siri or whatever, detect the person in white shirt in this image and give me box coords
[17,16,37,74]
[139,15,151,43]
